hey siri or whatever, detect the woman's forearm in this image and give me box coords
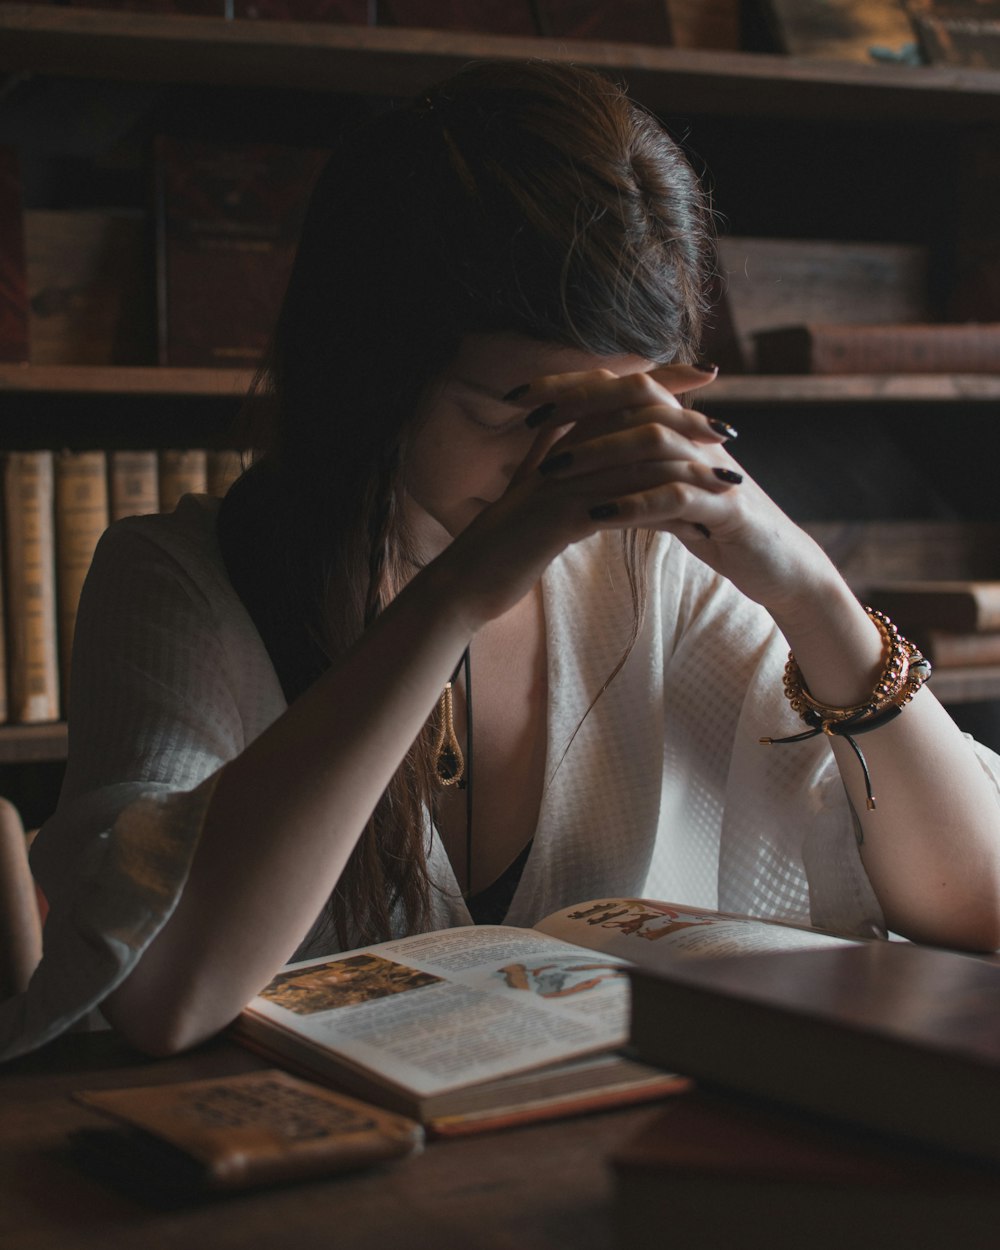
[770,572,1000,952]
[104,557,477,1054]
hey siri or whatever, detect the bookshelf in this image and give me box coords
[1,6,999,796]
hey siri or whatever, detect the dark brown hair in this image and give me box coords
[223,59,713,947]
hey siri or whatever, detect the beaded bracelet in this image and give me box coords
[760,606,932,810]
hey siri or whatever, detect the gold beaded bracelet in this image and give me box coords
[760,606,932,810]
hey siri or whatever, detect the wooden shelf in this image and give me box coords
[0,364,253,398]
[3,364,1000,405]
[0,723,67,765]
[5,5,1000,124]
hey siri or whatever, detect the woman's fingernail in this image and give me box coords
[589,502,619,520]
[693,522,712,538]
[708,418,738,440]
[525,402,556,429]
[539,451,573,476]
[713,467,743,484]
[503,383,531,403]
[694,361,719,374]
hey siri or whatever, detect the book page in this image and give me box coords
[245,926,630,1099]
[534,899,861,967]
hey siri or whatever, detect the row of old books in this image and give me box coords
[0,447,242,726]
[3,135,995,377]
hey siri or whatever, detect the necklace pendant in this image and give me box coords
[432,682,465,788]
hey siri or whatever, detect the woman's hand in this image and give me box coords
[493,363,840,627]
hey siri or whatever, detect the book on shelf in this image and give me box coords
[612,1087,1000,1250]
[628,940,1000,1165]
[0,146,27,365]
[71,1069,422,1200]
[206,449,243,500]
[230,896,860,1136]
[757,0,917,61]
[905,628,1000,669]
[754,322,1000,374]
[665,0,740,48]
[154,137,326,368]
[705,237,929,373]
[158,449,208,515]
[376,0,536,33]
[866,580,1000,633]
[24,209,153,366]
[3,451,59,725]
[54,451,110,703]
[904,0,1000,68]
[109,450,159,522]
[533,0,672,43]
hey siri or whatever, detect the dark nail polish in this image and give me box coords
[694,361,719,374]
[693,522,712,539]
[708,418,738,440]
[525,402,556,429]
[539,451,573,476]
[503,383,531,403]
[589,502,619,520]
[713,467,743,484]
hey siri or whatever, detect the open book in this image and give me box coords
[231,898,859,1135]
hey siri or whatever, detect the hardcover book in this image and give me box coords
[232,897,859,1135]
[758,0,916,61]
[3,451,59,724]
[629,941,1000,1164]
[904,0,1000,68]
[158,449,208,514]
[154,137,325,368]
[54,452,109,707]
[865,580,1000,633]
[109,451,159,522]
[754,322,1000,374]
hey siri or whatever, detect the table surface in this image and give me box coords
[1,1031,660,1250]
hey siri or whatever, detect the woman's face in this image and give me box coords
[404,333,651,557]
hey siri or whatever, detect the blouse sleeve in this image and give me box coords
[0,498,284,1060]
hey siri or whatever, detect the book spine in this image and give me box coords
[0,146,28,364]
[3,452,60,723]
[54,451,110,708]
[871,584,1000,633]
[109,450,160,521]
[916,628,1000,669]
[158,449,208,513]
[756,323,1000,375]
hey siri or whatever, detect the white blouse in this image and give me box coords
[4,494,998,1060]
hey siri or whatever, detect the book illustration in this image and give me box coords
[496,956,627,998]
[260,953,442,1015]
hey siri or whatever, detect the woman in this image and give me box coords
[5,60,1000,1061]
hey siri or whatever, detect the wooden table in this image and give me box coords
[1,1031,658,1250]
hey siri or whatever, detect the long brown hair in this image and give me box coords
[222,60,713,947]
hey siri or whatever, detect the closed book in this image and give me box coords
[3,451,59,724]
[0,146,28,364]
[25,209,153,366]
[109,450,159,521]
[629,941,1000,1165]
[377,0,536,32]
[612,1090,1000,1250]
[154,137,324,368]
[707,238,929,373]
[54,451,109,707]
[534,0,672,43]
[754,322,1000,374]
[867,580,1000,633]
[758,0,916,61]
[909,628,1000,669]
[72,1069,422,1199]
[158,449,208,514]
[664,0,740,48]
[905,1,1000,68]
